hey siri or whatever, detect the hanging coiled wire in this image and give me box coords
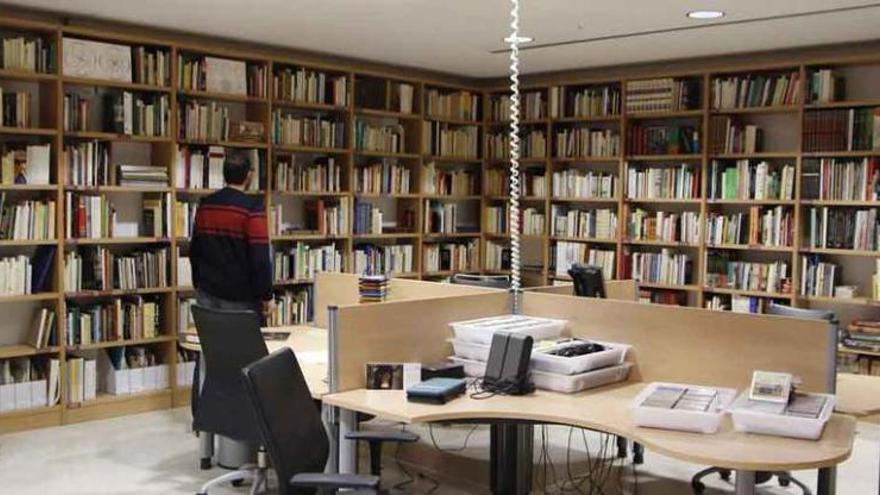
[506,0,523,312]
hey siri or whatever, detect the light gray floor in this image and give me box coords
[0,407,877,494]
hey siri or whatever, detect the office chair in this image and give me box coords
[242,348,418,494]
[191,305,270,495]
[690,303,837,495]
[451,273,510,289]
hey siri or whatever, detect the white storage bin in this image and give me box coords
[631,382,738,434]
[129,368,145,394]
[156,364,170,389]
[531,364,632,393]
[0,383,14,412]
[450,340,492,362]
[104,369,131,395]
[531,340,630,375]
[449,356,486,378]
[30,380,47,408]
[450,315,566,345]
[730,392,835,440]
[14,382,31,409]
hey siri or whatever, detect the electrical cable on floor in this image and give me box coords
[391,427,416,491]
[427,423,481,453]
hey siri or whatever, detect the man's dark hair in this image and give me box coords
[223,151,252,185]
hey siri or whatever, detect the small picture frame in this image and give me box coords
[749,370,793,404]
[366,363,421,390]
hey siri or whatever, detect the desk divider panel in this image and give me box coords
[313,273,501,328]
[333,292,510,391]
[525,280,638,301]
[522,292,833,393]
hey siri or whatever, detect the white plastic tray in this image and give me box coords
[448,356,632,394]
[450,339,492,362]
[531,340,630,375]
[730,392,835,440]
[630,382,738,434]
[449,315,566,345]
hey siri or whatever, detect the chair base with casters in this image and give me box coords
[691,467,812,494]
[346,429,420,477]
[196,447,269,495]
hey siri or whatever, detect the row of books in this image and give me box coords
[178,55,267,98]
[485,168,509,196]
[268,288,312,325]
[710,117,761,154]
[117,165,168,188]
[553,242,615,279]
[273,242,343,282]
[353,200,384,235]
[174,201,197,239]
[62,92,90,132]
[0,254,33,295]
[1,143,51,185]
[803,108,880,152]
[425,89,479,121]
[710,72,800,109]
[355,121,405,153]
[179,100,230,142]
[627,209,700,245]
[104,92,170,137]
[706,207,793,247]
[270,198,350,237]
[709,160,795,201]
[623,248,691,285]
[549,85,620,119]
[0,357,59,412]
[27,307,57,349]
[624,78,700,114]
[488,131,548,160]
[550,206,617,239]
[65,141,109,187]
[522,170,547,197]
[705,255,790,294]
[422,162,476,196]
[175,146,263,191]
[0,89,31,128]
[807,69,843,104]
[423,241,478,272]
[63,247,169,292]
[485,205,508,234]
[1,36,53,73]
[705,295,775,314]
[627,125,700,155]
[800,256,837,298]
[354,243,414,275]
[273,68,347,106]
[424,123,479,159]
[806,207,878,251]
[0,196,55,241]
[272,111,344,148]
[485,132,509,160]
[554,128,620,158]
[132,46,171,86]
[65,193,115,239]
[523,207,545,236]
[625,164,700,200]
[812,158,879,201]
[276,156,341,193]
[552,169,617,199]
[639,289,686,306]
[489,91,545,121]
[65,298,161,346]
[424,201,459,234]
[484,241,511,271]
[176,252,192,287]
[354,160,410,194]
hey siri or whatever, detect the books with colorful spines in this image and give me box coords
[358,274,389,303]
[27,307,56,349]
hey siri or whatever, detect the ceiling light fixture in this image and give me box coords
[686,10,725,19]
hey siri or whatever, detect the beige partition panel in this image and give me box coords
[522,292,833,393]
[334,292,510,391]
[313,273,500,327]
[525,280,638,301]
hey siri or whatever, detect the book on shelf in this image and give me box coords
[65,297,161,346]
[277,156,342,193]
[550,85,620,119]
[117,164,169,188]
[522,169,547,197]
[64,246,168,292]
[97,346,169,396]
[423,240,478,272]
[0,88,32,128]
[706,294,771,314]
[551,205,617,239]
[622,247,691,286]
[485,168,510,196]
[176,249,192,287]
[709,160,795,201]
[553,241,615,279]
[229,121,265,143]
[175,146,263,192]
[132,46,170,86]
[0,194,56,241]
[706,206,793,247]
[174,200,197,239]
[627,124,700,155]
[710,116,761,154]
[876,259,880,300]
[271,198,348,237]
[141,195,171,238]
[273,67,348,106]
[0,254,33,296]
[624,78,700,113]
[807,207,878,250]
[272,110,344,148]
[425,89,479,121]
[485,240,512,271]
[491,90,546,121]
[354,243,414,275]
[625,163,699,200]
[1,143,51,185]
[800,255,837,298]
[179,100,230,142]
[522,129,547,159]
[179,55,265,98]
[65,141,110,187]
[355,120,405,153]
[422,162,475,196]
[627,209,700,245]
[711,72,800,109]
[522,207,545,236]
[63,93,90,132]
[803,108,880,152]
[811,158,879,201]
[65,193,116,239]
[0,357,54,412]
[486,132,509,161]
[392,83,415,114]
[103,91,169,137]
[353,200,384,235]
[423,200,475,235]
[639,289,686,306]
[705,252,790,294]
[423,122,479,159]
[273,242,342,282]
[269,288,312,326]
[27,307,57,349]
[807,69,844,104]
[555,127,620,158]
[1,35,54,73]
[552,169,617,199]
[485,204,508,234]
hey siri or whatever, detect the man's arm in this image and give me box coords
[246,205,273,302]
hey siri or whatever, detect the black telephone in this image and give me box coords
[482,331,534,395]
[568,263,606,298]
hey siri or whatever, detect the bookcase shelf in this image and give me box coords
[356,151,419,159]
[626,109,704,119]
[0,126,57,136]
[427,156,482,164]
[274,144,350,155]
[0,184,58,192]
[178,88,268,104]
[65,287,173,299]
[625,154,703,161]
[65,237,171,245]
[703,287,795,299]
[549,197,620,204]
[271,233,348,241]
[803,296,880,307]
[638,282,701,292]
[624,239,700,248]
[706,199,797,206]
[553,156,621,163]
[706,243,793,253]
[624,198,702,205]
[424,116,481,126]
[709,106,799,115]
[0,293,60,303]
[553,115,621,123]
[804,99,880,109]
[801,200,879,207]
[177,139,267,149]
[67,336,175,351]
[800,248,880,257]
[62,76,171,93]
[66,185,171,193]
[549,236,617,244]
[64,131,172,143]
[352,233,418,240]
[0,68,57,82]
[0,239,57,247]
[0,345,62,360]
[277,190,349,197]
[802,150,880,158]
[275,100,349,112]
[356,108,420,120]
[273,279,314,287]
[711,152,798,159]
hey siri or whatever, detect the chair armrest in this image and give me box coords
[345,430,419,443]
[289,472,379,490]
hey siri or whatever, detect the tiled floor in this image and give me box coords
[0,408,877,494]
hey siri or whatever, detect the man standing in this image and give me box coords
[190,151,274,321]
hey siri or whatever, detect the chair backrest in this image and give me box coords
[451,273,509,289]
[766,302,839,393]
[191,305,268,442]
[568,263,606,298]
[242,348,329,495]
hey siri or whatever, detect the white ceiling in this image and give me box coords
[8,0,880,77]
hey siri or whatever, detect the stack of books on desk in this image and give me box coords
[358,275,389,303]
[842,320,880,353]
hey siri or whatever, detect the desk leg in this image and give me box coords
[321,403,338,474]
[338,408,357,474]
[817,466,837,495]
[490,423,533,495]
[734,470,756,495]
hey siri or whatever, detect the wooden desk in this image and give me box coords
[323,382,856,494]
[836,373,880,417]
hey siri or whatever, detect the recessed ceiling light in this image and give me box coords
[686,10,724,19]
[503,36,534,44]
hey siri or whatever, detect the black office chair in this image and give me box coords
[451,273,510,289]
[242,348,417,494]
[690,303,837,495]
[191,305,270,495]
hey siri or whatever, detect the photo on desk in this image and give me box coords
[366,363,404,389]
